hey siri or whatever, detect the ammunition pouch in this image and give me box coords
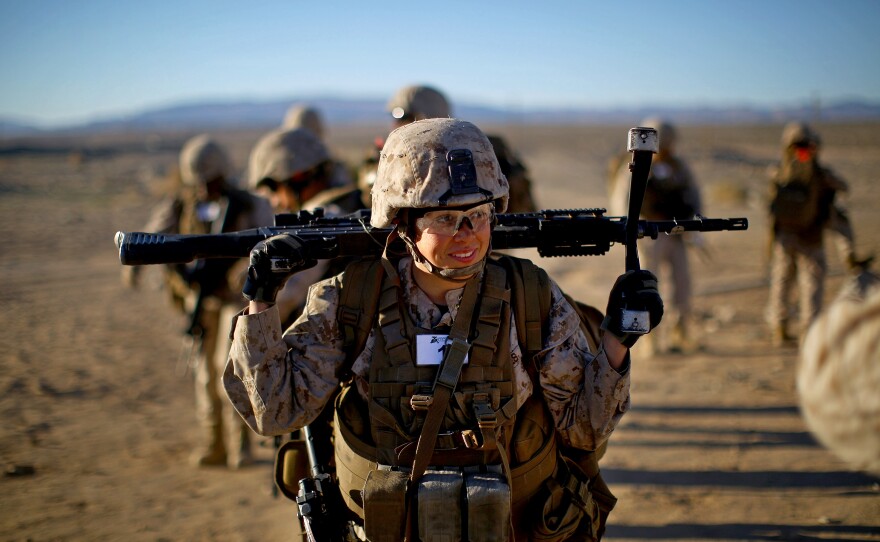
[335,378,612,542]
[363,468,409,542]
[463,468,511,542]
[334,386,378,518]
[417,470,464,542]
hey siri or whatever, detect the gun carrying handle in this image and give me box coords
[624,128,659,272]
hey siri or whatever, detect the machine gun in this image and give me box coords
[114,207,747,266]
[275,425,353,542]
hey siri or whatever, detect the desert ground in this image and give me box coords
[1,122,878,541]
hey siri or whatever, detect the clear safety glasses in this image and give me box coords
[415,202,495,237]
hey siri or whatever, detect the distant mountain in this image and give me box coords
[0,119,44,137]
[3,96,880,137]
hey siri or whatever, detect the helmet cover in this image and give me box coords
[371,118,508,228]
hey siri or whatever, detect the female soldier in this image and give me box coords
[224,118,662,541]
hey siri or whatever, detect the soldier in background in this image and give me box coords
[246,126,366,506]
[281,103,356,190]
[610,118,702,353]
[247,126,362,326]
[357,84,538,212]
[123,135,274,468]
[766,122,871,346]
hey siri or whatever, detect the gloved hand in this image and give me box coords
[601,270,664,348]
[242,234,316,303]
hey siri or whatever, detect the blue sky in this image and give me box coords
[2,0,879,127]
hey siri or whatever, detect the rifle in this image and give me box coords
[275,425,352,542]
[114,207,748,266]
[172,194,241,374]
[174,258,233,375]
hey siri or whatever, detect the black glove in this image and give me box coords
[242,234,316,303]
[601,270,664,348]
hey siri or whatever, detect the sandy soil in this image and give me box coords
[1,123,878,541]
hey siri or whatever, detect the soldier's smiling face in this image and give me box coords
[413,210,491,274]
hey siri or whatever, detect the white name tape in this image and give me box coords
[415,334,469,366]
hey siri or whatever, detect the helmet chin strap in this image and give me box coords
[396,225,487,282]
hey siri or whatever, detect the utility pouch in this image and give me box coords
[363,468,409,542]
[418,469,464,542]
[465,469,511,542]
[529,457,598,542]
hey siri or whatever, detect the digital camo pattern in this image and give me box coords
[224,257,630,451]
[371,118,509,227]
[798,283,880,475]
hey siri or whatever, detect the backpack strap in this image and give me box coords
[494,255,617,537]
[337,257,385,381]
[491,255,552,382]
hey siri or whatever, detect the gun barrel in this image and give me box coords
[642,217,748,238]
[115,230,266,265]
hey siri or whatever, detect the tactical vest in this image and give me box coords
[367,261,516,464]
[333,255,617,541]
[770,159,828,237]
[166,190,252,306]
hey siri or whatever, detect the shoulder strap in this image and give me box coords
[493,254,603,372]
[337,257,385,380]
[491,255,551,383]
[410,273,482,483]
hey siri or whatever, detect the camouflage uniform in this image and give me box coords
[766,122,859,343]
[610,119,701,352]
[223,255,629,448]
[138,135,274,468]
[246,127,364,326]
[224,119,652,541]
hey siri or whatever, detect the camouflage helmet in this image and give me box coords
[781,122,821,148]
[179,134,231,187]
[247,127,330,189]
[370,118,508,228]
[386,85,451,122]
[282,104,324,140]
[639,117,677,150]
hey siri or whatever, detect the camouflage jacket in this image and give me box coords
[223,257,631,451]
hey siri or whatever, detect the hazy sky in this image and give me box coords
[2,0,879,127]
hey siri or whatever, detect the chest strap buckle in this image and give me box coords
[473,392,497,430]
[410,394,434,411]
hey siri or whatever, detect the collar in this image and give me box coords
[398,257,464,330]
